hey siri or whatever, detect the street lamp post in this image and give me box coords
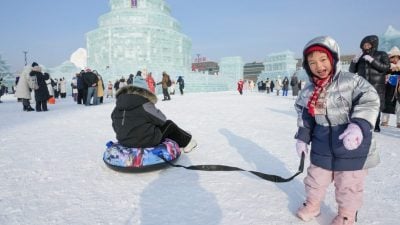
[196,53,200,63]
[23,51,28,66]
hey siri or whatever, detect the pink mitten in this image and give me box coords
[296,139,308,157]
[338,123,363,150]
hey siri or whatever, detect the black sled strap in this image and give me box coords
[159,153,305,183]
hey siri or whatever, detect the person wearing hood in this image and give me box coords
[294,36,380,225]
[15,62,38,111]
[111,76,197,153]
[349,35,390,132]
[381,46,400,128]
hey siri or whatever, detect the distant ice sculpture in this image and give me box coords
[85,0,240,92]
[70,48,87,70]
[257,50,298,83]
[86,0,191,82]
[379,25,400,52]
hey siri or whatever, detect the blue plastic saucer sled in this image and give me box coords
[103,139,181,172]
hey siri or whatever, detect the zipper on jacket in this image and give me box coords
[122,110,126,126]
[325,114,335,170]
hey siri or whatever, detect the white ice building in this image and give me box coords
[257,50,298,83]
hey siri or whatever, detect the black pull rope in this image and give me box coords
[158,152,305,183]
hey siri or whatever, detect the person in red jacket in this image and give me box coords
[145,72,156,93]
[237,79,244,95]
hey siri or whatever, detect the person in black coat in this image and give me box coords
[349,35,390,132]
[290,73,300,97]
[76,71,86,104]
[82,69,99,105]
[30,65,50,111]
[111,76,197,153]
[177,76,184,95]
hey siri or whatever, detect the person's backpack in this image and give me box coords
[28,75,39,90]
[166,78,172,87]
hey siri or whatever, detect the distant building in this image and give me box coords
[191,61,219,75]
[243,62,264,82]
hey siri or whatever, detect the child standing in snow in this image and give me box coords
[111,76,197,153]
[294,36,380,225]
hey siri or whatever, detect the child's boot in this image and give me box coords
[296,201,321,221]
[331,209,357,225]
[182,138,197,153]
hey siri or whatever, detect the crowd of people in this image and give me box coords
[10,65,188,112]
[253,76,306,97]
[111,71,184,101]
[0,77,7,103]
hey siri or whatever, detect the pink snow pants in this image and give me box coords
[304,164,368,214]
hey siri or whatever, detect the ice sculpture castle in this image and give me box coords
[85,0,243,92]
[86,0,191,78]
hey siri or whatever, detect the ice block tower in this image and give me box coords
[86,0,192,81]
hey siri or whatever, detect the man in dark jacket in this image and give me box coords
[76,70,86,104]
[82,69,99,106]
[177,76,184,95]
[349,35,390,132]
[30,66,50,111]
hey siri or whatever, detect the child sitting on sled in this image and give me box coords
[294,36,380,225]
[111,76,197,153]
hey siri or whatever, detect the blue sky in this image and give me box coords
[0,0,399,72]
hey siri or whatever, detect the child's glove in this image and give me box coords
[296,139,308,157]
[352,52,364,63]
[363,55,374,63]
[338,123,363,150]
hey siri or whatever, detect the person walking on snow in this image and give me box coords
[295,36,380,225]
[177,76,185,95]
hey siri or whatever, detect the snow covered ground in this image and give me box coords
[0,91,399,225]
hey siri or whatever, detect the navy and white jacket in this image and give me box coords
[295,36,380,171]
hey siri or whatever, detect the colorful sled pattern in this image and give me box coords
[103,139,181,172]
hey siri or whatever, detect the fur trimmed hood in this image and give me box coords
[388,46,400,58]
[116,85,157,104]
